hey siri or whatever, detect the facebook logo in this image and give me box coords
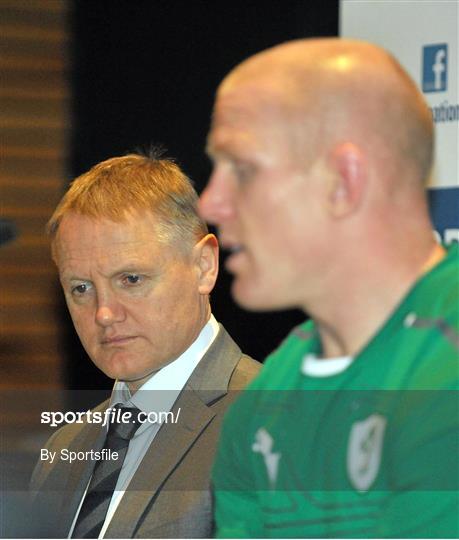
[422,44,448,93]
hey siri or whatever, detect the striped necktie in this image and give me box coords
[72,405,142,538]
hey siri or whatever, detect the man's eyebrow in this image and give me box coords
[205,140,237,161]
[60,274,91,284]
[61,265,153,282]
[109,265,159,279]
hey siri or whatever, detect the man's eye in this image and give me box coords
[72,283,89,295]
[233,162,253,182]
[123,274,141,286]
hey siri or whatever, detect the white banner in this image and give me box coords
[340,0,458,242]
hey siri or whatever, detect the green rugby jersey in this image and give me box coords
[213,245,459,538]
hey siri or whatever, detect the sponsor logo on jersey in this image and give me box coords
[422,43,448,93]
[252,427,281,488]
[347,414,386,492]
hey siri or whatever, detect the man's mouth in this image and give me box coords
[224,244,247,273]
[228,245,244,255]
[101,335,137,346]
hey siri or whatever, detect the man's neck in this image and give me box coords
[419,242,445,275]
[311,242,445,359]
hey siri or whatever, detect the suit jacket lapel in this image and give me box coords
[105,325,242,538]
[186,324,243,401]
[105,390,214,538]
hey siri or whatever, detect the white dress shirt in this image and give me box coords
[68,315,220,538]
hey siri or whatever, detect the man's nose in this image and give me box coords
[95,294,126,327]
[198,169,236,225]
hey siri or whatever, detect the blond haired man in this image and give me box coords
[31,151,259,538]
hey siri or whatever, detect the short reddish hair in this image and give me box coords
[47,151,208,253]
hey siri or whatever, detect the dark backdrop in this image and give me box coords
[66,0,339,393]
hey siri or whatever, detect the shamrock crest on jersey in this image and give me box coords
[347,413,386,492]
[252,427,281,489]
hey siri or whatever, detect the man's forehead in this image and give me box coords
[54,212,163,267]
[58,211,159,239]
[208,81,308,162]
[55,235,149,270]
[212,87,259,126]
[210,83,292,136]
[217,73,290,107]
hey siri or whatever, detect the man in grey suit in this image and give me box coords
[30,151,259,538]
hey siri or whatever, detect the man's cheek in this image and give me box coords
[73,319,95,349]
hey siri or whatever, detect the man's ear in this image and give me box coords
[193,234,219,294]
[327,142,366,218]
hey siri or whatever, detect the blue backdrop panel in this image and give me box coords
[428,187,459,243]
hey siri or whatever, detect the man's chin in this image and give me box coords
[94,357,164,391]
[232,279,281,312]
[92,357,144,383]
[98,369,153,393]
